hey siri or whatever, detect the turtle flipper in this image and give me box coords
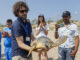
[51,36,67,48]
[27,45,36,57]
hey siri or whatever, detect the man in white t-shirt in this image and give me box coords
[55,11,79,60]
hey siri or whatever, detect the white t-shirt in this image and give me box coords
[36,24,49,38]
[58,23,79,48]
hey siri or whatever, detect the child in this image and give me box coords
[2,19,12,60]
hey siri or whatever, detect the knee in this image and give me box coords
[43,52,47,57]
[38,52,41,56]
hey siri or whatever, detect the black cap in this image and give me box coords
[62,11,71,17]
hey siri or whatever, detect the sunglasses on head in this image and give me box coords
[19,10,28,13]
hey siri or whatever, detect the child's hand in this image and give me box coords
[5,32,9,36]
[2,32,7,36]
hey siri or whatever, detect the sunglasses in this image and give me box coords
[19,10,28,13]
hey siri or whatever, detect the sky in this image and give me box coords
[0,0,80,24]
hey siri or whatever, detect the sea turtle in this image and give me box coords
[27,36,67,57]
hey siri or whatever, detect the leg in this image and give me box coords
[58,47,66,60]
[38,52,41,60]
[42,50,48,60]
[66,47,75,60]
[8,48,12,60]
[5,48,9,60]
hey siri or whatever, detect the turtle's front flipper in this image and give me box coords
[51,36,67,48]
[27,45,36,57]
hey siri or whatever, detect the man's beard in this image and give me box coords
[63,19,70,24]
[22,15,27,22]
[22,17,26,20]
[22,15,27,20]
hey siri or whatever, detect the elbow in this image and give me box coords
[18,43,22,48]
[18,42,23,48]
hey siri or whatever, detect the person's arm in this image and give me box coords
[55,31,59,39]
[36,29,40,36]
[54,24,60,39]
[43,28,48,35]
[4,32,12,37]
[2,32,12,38]
[36,26,41,36]
[43,24,49,35]
[70,25,79,56]
[75,36,79,52]
[70,36,79,56]
[8,33,12,37]
[13,22,31,51]
[36,23,44,35]
[2,32,7,38]
[16,36,30,51]
[2,32,5,38]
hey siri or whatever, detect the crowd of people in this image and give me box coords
[0,1,79,60]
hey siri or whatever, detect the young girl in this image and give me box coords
[36,14,49,60]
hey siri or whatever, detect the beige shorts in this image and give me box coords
[12,56,32,60]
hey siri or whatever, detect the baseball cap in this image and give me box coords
[62,11,71,17]
[38,14,44,17]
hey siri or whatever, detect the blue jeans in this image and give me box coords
[5,48,12,60]
[58,47,75,60]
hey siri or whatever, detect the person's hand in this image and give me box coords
[2,32,8,36]
[5,32,9,36]
[28,46,32,51]
[70,49,77,56]
[40,23,43,29]
[55,24,60,31]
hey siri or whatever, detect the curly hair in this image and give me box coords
[13,1,29,17]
